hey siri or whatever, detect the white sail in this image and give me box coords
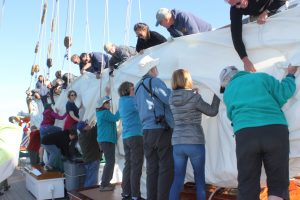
[53,5,300,188]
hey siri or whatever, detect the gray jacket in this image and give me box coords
[169,89,220,145]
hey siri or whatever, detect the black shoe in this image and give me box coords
[0,191,4,196]
[39,161,45,167]
[44,165,54,171]
[122,196,131,200]
[99,183,115,192]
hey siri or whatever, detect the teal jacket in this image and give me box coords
[224,71,296,133]
[118,96,143,139]
[96,108,120,143]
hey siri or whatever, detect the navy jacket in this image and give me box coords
[167,9,212,38]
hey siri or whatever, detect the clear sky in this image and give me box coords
[0,0,230,120]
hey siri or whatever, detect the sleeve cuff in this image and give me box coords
[286,74,295,79]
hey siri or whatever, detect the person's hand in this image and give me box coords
[242,57,256,72]
[96,72,102,79]
[109,69,114,77]
[257,11,268,24]
[193,88,199,94]
[139,50,144,55]
[287,64,298,75]
[80,69,86,75]
[105,85,111,96]
[55,107,59,113]
[167,37,174,42]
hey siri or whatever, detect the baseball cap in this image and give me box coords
[101,96,111,104]
[77,121,87,131]
[219,66,239,93]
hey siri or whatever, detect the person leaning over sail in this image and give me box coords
[225,0,287,72]
[220,64,298,200]
[118,81,144,200]
[134,22,166,53]
[169,69,220,200]
[79,52,110,75]
[155,8,212,38]
[104,43,137,76]
[135,55,174,200]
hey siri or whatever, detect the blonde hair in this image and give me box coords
[171,69,193,90]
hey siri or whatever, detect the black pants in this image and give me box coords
[99,142,115,187]
[143,128,174,200]
[122,136,144,198]
[235,124,290,200]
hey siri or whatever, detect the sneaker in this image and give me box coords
[99,183,115,192]
[44,165,53,171]
[132,197,145,200]
[121,194,131,200]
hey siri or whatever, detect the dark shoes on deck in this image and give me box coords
[99,183,115,192]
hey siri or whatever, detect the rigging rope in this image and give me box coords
[124,0,132,46]
[84,0,92,52]
[138,0,142,21]
[29,0,48,90]
[100,0,110,98]
[0,0,5,29]
[63,0,76,87]
[46,0,59,74]
[56,1,62,68]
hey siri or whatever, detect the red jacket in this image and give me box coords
[27,130,41,152]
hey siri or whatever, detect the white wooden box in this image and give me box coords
[25,170,65,200]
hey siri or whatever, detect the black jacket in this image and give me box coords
[42,130,72,157]
[136,31,167,52]
[230,0,286,59]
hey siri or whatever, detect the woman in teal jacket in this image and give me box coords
[118,81,144,200]
[96,96,120,192]
[220,65,298,200]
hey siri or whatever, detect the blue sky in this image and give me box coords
[0,0,230,120]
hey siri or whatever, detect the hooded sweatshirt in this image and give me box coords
[169,89,220,145]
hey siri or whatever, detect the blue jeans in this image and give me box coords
[83,160,100,187]
[169,144,206,200]
[43,144,60,167]
[40,125,62,167]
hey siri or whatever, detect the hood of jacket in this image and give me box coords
[170,89,196,106]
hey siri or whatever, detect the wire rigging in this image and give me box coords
[46,0,59,76]
[84,0,92,52]
[124,0,132,46]
[0,0,5,29]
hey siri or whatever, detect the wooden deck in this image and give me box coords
[0,168,68,200]
[1,161,299,200]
